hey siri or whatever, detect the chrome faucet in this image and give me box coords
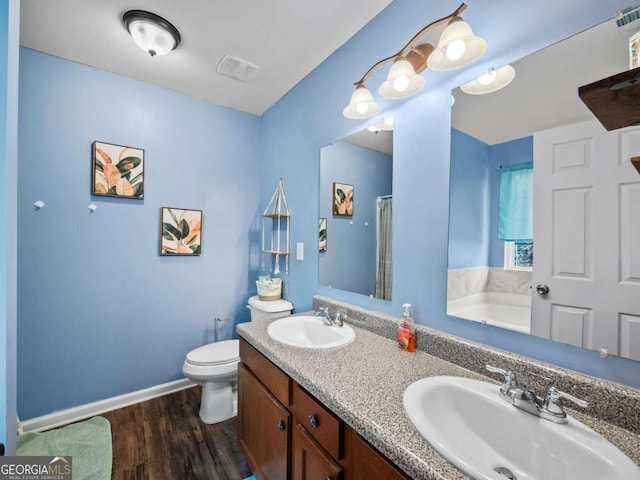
[486,365,588,424]
[314,307,329,323]
[330,311,344,327]
[314,307,344,327]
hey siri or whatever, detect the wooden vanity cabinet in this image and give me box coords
[239,338,410,480]
[238,341,292,480]
[343,426,409,480]
[292,424,343,480]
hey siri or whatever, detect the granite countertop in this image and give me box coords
[237,317,640,480]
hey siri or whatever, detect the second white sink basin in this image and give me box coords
[267,315,355,349]
[403,376,640,480]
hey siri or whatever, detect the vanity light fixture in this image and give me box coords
[460,65,516,95]
[123,10,181,57]
[343,3,485,119]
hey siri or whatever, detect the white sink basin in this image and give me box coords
[267,315,355,349]
[403,376,640,480]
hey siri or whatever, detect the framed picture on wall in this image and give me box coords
[160,207,203,255]
[92,141,144,198]
[319,217,327,252]
[333,182,354,216]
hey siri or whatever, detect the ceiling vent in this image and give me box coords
[217,55,260,83]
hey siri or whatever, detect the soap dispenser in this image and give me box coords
[398,303,416,352]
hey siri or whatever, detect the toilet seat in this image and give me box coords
[186,339,239,366]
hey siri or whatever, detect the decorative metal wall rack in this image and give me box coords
[262,179,290,274]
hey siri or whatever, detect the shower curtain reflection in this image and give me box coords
[376,196,393,300]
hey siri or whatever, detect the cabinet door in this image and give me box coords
[343,426,409,480]
[292,424,343,480]
[238,363,291,480]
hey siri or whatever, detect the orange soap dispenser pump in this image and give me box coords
[398,303,416,352]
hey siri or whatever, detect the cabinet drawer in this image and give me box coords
[293,383,342,460]
[240,338,291,406]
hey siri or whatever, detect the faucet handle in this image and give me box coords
[486,365,518,388]
[315,307,329,316]
[543,387,588,414]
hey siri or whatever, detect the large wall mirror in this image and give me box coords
[319,119,393,300]
[447,19,640,361]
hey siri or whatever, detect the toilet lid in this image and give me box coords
[248,295,293,313]
[186,339,240,366]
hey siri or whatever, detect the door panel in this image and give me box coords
[532,121,640,357]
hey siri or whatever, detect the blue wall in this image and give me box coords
[17,49,261,419]
[260,0,640,387]
[448,129,490,269]
[319,141,392,296]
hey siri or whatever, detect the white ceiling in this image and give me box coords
[452,19,630,145]
[19,0,392,116]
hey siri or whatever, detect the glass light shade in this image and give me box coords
[427,19,487,71]
[378,58,425,99]
[123,11,181,57]
[343,85,381,119]
[460,65,516,95]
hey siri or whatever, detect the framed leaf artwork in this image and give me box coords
[319,217,327,252]
[333,182,354,216]
[92,141,144,198]
[160,207,203,255]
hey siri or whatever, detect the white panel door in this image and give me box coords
[532,120,640,358]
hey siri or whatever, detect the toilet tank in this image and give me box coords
[248,295,293,321]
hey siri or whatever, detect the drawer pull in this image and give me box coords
[277,419,286,431]
[308,414,319,429]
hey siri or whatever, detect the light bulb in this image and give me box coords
[446,39,466,61]
[356,102,369,115]
[478,70,496,85]
[393,75,410,92]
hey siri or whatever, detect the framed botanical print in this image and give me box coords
[333,182,354,216]
[92,141,144,198]
[160,207,202,255]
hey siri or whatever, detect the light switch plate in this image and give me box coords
[296,242,304,261]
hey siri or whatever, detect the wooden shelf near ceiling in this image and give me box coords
[263,213,290,218]
[578,67,640,131]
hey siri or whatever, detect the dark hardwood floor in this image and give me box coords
[101,386,252,480]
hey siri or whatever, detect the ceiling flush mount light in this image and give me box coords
[460,65,516,94]
[123,10,181,57]
[343,3,485,119]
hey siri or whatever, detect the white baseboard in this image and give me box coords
[21,378,196,433]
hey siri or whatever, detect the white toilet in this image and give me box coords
[182,296,293,424]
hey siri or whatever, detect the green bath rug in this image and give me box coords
[17,416,112,480]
